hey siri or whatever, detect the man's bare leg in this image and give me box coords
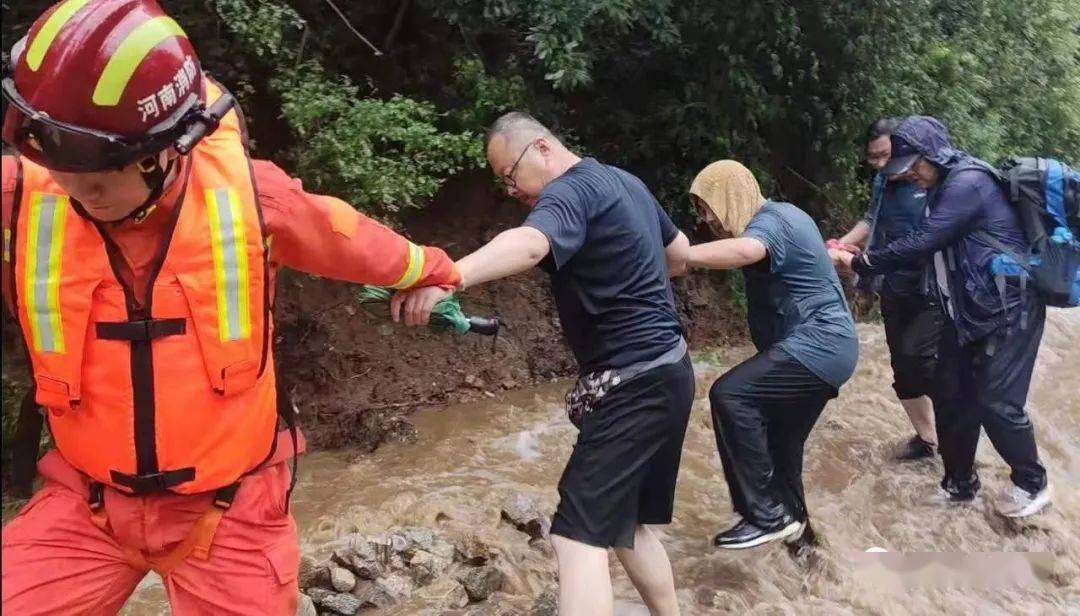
[901,396,937,445]
[551,534,613,616]
[614,525,680,616]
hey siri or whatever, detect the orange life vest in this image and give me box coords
[9,81,278,495]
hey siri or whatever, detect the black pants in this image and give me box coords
[881,290,944,400]
[935,300,1048,495]
[709,347,837,528]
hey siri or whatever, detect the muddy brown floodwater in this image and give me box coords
[122,310,1079,615]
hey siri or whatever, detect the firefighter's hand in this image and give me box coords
[391,285,454,327]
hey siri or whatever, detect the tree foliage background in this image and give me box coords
[3,0,1079,229]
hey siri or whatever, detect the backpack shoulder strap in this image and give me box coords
[944,159,1006,186]
[865,175,886,240]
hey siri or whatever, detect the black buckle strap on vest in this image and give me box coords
[110,467,196,494]
[88,481,106,511]
[275,378,300,512]
[212,482,240,510]
[91,478,237,508]
[96,318,186,341]
[10,386,44,499]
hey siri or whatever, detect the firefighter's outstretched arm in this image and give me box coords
[254,161,460,289]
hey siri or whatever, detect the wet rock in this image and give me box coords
[297,555,320,589]
[333,550,384,581]
[454,565,505,602]
[529,586,558,616]
[376,572,415,600]
[405,548,450,586]
[402,527,437,552]
[365,533,403,561]
[330,566,357,593]
[353,558,386,581]
[299,560,330,590]
[352,533,379,553]
[329,534,390,581]
[455,535,494,565]
[429,536,458,561]
[500,493,551,540]
[332,537,388,581]
[311,589,362,616]
[352,581,396,610]
[414,576,470,610]
[296,593,318,616]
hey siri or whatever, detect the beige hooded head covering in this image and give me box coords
[689,160,766,237]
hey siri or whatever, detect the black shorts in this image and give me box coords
[880,290,944,400]
[550,353,695,549]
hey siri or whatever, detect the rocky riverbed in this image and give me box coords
[298,494,556,616]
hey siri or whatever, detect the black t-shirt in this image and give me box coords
[523,158,683,374]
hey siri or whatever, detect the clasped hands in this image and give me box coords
[825,238,859,270]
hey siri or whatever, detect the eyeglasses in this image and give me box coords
[500,141,533,190]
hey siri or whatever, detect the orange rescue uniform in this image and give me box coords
[0,88,459,615]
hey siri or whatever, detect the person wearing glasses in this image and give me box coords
[392,111,694,616]
[828,118,941,462]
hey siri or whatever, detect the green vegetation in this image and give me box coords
[234,0,1080,228]
[3,0,1077,227]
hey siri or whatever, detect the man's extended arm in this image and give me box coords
[856,175,982,276]
[837,220,871,247]
[389,226,550,326]
[456,226,551,291]
[687,237,767,270]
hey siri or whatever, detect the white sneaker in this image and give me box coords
[995,483,1052,518]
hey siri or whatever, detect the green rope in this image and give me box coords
[356,285,472,335]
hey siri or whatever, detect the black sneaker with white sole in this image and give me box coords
[783,519,808,545]
[928,474,980,505]
[713,515,803,550]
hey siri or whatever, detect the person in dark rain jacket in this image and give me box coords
[834,115,1051,518]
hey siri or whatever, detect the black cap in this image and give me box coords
[880,134,921,177]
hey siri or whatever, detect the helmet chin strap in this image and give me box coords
[128,154,176,223]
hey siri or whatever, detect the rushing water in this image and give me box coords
[122,310,1079,614]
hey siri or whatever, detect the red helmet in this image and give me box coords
[2,0,209,171]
